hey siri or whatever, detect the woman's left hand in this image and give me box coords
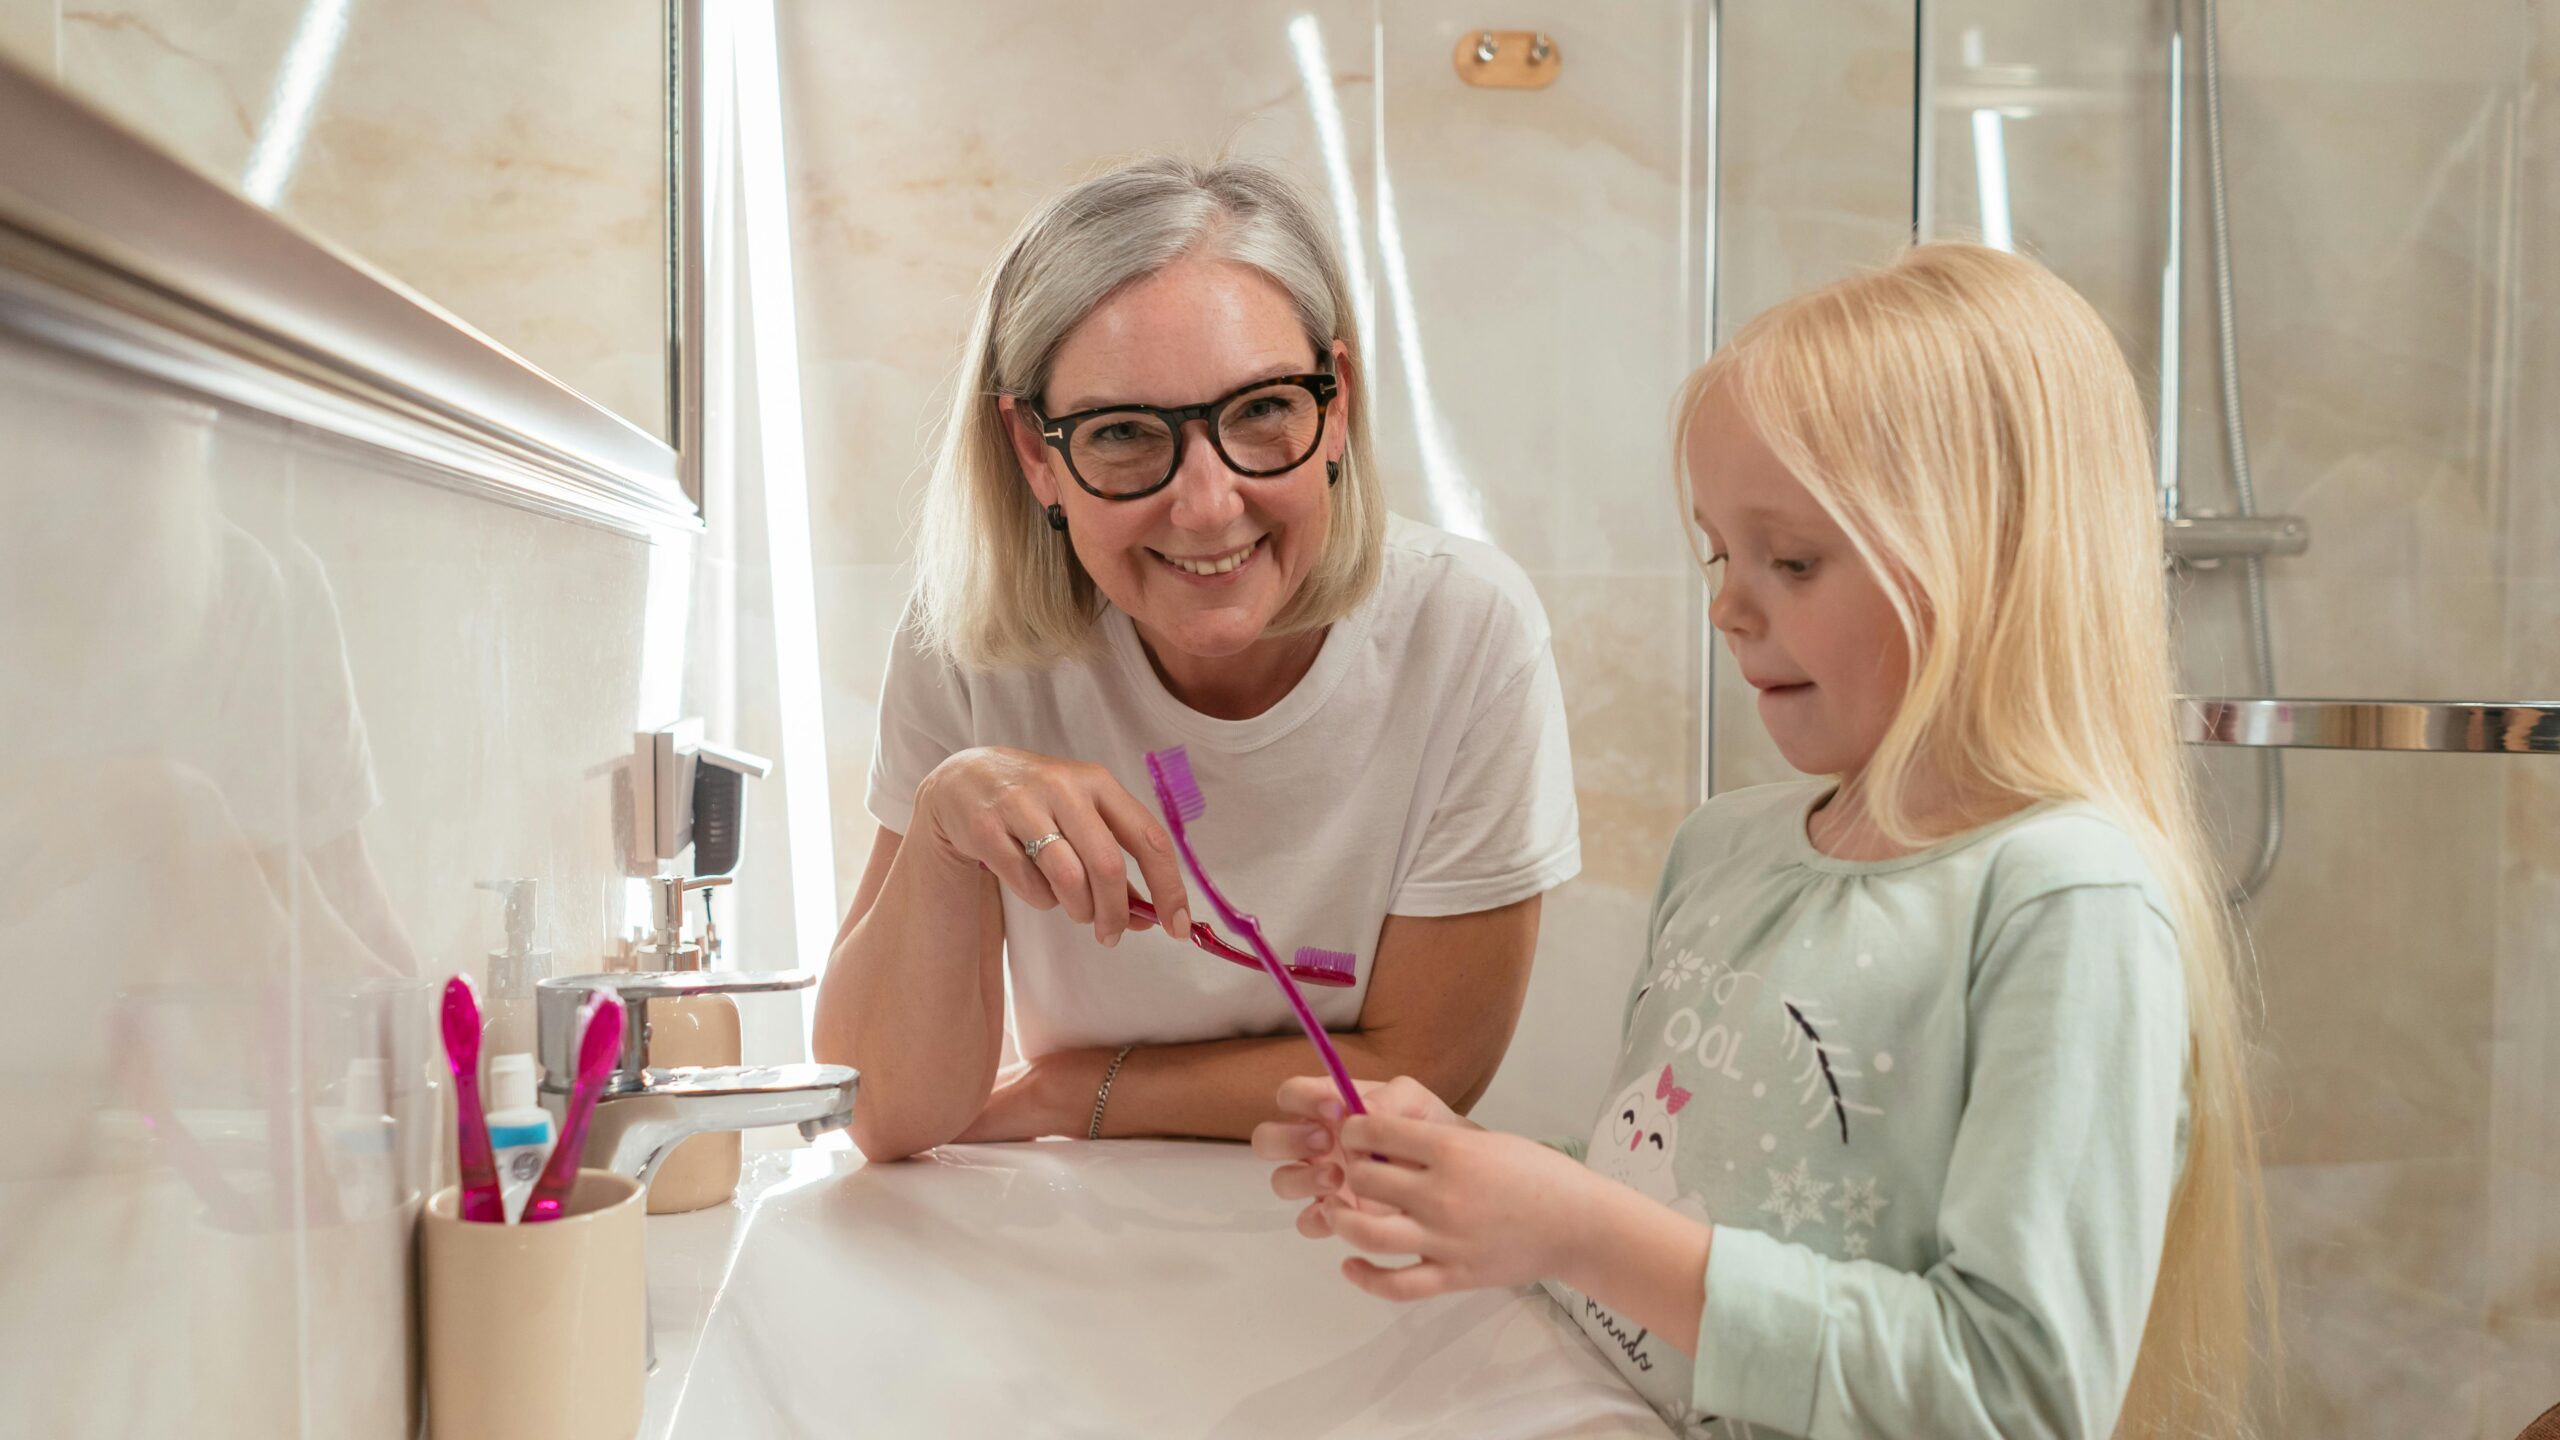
[1319,1112,1605,1301]
[951,1048,1110,1143]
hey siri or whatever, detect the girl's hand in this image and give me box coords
[913,746,1191,948]
[1253,1075,1470,1238]
[1318,1113,1604,1301]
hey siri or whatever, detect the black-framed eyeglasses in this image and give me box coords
[1028,372,1340,500]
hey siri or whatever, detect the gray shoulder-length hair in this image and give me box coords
[910,153,1384,670]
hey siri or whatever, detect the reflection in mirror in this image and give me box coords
[0,336,430,1434]
[0,0,674,442]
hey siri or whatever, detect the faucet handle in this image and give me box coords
[645,874,731,950]
[535,970,816,1093]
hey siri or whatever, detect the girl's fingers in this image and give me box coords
[1339,1112,1448,1165]
[1250,1120,1331,1162]
[1296,1199,1336,1240]
[1269,1161,1331,1203]
[1370,1077,1457,1125]
[1324,1198,1432,1258]
[1342,1256,1455,1303]
[1274,1076,1350,1124]
[1341,1156,1435,1217]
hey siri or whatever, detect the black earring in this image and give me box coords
[1326,460,1341,487]
[1045,503,1067,533]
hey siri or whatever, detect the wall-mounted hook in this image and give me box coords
[1454,29,1562,89]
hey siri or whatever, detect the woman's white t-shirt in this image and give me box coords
[867,514,1582,1059]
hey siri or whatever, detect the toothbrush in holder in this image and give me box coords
[439,975,507,1224]
[522,990,625,1224]
[1144,746,1366,1121]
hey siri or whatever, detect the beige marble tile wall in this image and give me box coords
[1362,3,1705,1136]
[1706,0,1914,797]
[0,1,47,71]
[0,2,671,439]
[0,334,792,1434]
[1911,0,2560,1432]
[778,1,1718,1140]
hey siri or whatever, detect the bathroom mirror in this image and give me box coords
[0,0,680,446]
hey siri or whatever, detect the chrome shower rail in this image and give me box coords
[2180,699,2560,755]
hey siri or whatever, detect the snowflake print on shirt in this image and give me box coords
[1827,1172,1890,1266]
[1833,1174,1889,1230]
[1757,1156,1831,1238]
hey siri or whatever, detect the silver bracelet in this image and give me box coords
[1087,1044,1137,1140]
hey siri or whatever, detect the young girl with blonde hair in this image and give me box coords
[1258,242,2273,1438]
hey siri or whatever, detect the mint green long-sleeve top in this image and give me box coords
[1545,781,2190,1439]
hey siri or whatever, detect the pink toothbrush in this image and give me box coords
[1125,885,1357,987]
[440,975,506,1223]
[1145,746,1367,1120]
[522,991,624,1224]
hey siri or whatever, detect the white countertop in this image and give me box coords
[639,1136,1675,1439]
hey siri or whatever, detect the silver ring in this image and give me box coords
[1022,831,1065,862]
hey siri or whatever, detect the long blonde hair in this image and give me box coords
[1681,242,2275,1436]
[913,153,1384,670]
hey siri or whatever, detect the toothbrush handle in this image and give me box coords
[1160,851,1367,1120]
[522,1089,595,1223]
[525,996,624,1224]
[1231,914,1368,1119]
[1140,769,1370,1127]
[1125,888,1266,972]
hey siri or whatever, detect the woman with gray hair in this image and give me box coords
[815,155,1579,1162]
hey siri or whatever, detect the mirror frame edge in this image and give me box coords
[0,16,706,539]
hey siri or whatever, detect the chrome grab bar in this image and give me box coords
[2179,698,2560,754]
[2165,514,2309,562]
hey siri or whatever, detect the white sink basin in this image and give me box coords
[645,1139,1674,1439]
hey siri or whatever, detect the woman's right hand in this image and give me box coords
[912,746,1192,948]
[1255,1076,1468,1238]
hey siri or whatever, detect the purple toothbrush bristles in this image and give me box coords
[1293,947,1358,986]
[1146,746,1207,823]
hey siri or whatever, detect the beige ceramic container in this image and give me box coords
[420,1170,644,1440]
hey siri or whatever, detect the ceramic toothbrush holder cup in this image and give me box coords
[421,1170,645,1440]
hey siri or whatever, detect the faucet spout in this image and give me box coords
[585,1063,860,1186]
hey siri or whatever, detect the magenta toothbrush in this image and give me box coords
[1125,885,1356,988]
[1145,746,1367,1120]
[522,991,624,1224]
[439,974,506,1223]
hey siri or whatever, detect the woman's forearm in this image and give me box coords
[1086,1026,1490,1141]
[815,834,1005,1160]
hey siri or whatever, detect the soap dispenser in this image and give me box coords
[474,879,552,1072]
[634,874,743,1214]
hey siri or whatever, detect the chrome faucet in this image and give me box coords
[533,968,859,1186]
